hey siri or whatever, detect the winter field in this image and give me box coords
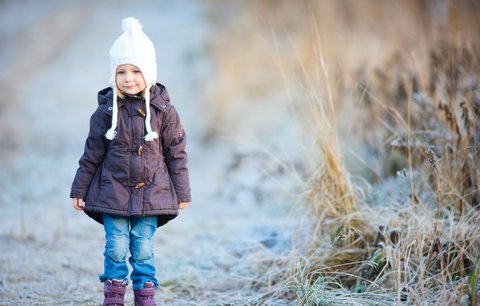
[0,1,479,305]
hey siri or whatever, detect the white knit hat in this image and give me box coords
[105,17,158,141]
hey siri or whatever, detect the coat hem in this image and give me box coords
[84,205,179,227]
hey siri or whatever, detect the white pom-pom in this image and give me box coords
[122,17,142,33]
[105,129,117,140]
[143,132,158,142]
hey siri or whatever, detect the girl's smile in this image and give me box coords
[115,64,146,95]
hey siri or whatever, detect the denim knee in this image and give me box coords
[105,235,129,262]
[130,237,153,261]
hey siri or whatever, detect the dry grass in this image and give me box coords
[205,0,480,305]
[288,2,480,305]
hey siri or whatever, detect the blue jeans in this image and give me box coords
[99,214,158,290]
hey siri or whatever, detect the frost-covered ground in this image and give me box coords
[0,1,301,305]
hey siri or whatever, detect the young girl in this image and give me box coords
[70,17,191,306]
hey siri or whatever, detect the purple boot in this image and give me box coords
[134,282,156,306]
[103,279,126,306]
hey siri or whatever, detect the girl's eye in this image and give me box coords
[116,70,125,75]
[133,70,141,73]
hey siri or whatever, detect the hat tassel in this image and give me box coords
[105,87,118,140]
[144,86,159,142]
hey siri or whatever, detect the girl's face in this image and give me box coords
[115,64,146,96]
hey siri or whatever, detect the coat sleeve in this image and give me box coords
[161,106,192,203]
[70,106,109,199]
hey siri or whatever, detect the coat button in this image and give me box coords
[108,106,113,111]
[137,108,146,117]
[161,105,166,108]
[137,146,143,156]
[135,182,145,189]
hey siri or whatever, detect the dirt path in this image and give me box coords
[0,1,298,305]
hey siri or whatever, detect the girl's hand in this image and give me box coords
[73,198,85,211]
[178,202,190,210]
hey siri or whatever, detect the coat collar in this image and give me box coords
[98,83,172,116]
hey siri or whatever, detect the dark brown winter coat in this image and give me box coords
[70,83,191,227]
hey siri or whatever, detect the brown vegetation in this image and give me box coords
[207,0,480,304]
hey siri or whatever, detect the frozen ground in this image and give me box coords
[0,1,301,305]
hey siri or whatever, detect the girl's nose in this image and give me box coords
[125,73,134,82]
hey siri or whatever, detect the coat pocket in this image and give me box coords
[105,150,130,181]
[143,171,176,210]
[96,166,129,211]
[85,165,103,207]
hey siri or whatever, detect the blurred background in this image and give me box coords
[0,0,479,305]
